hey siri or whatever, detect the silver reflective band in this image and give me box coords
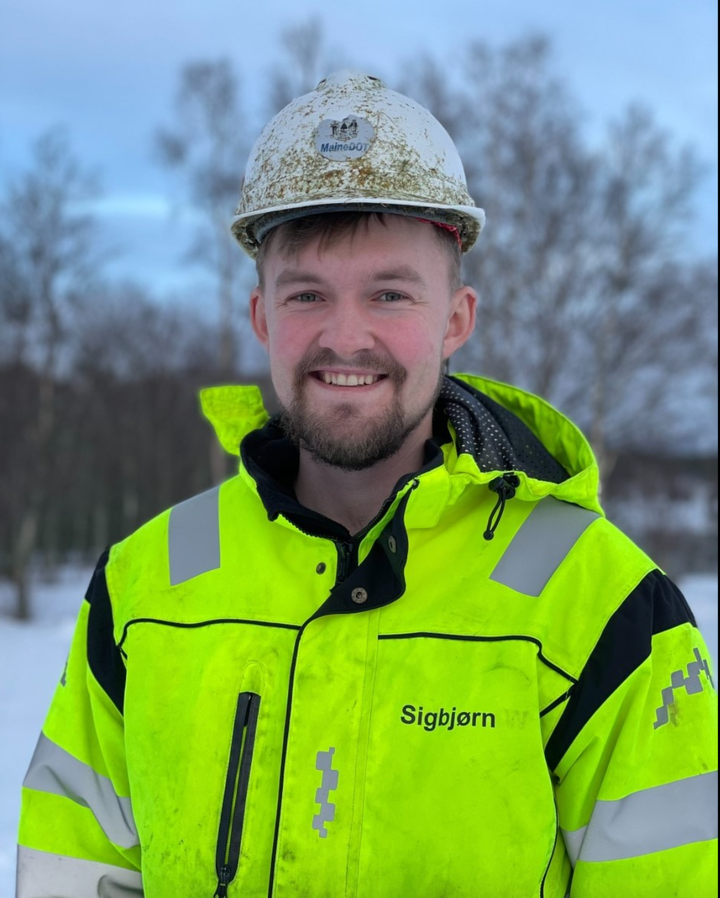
[17,846,143,898]
[168,485,221,585]
[312,747,339,838]
[22,734,138,849]
[490,497,599,596]
[562,770,718,865]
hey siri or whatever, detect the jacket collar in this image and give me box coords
[199,373,603,526]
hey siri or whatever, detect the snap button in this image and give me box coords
[351,587,368,604]
[388,536,397,554]
[316,563,326,574]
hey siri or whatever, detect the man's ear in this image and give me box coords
[443,286,477,360]
[249,288,269,349]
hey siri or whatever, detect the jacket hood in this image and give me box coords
[199,373,603,516]
[448,374,602,515]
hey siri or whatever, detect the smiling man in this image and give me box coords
[250,213,476,531]
[18,72,717,898]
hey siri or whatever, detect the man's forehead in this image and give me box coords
[272,263,429,289]
[263,215,438,267]
[255,211,461,292]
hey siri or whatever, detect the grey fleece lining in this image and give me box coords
[439,377,569,483]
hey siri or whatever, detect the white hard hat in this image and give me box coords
[231,71,485,257]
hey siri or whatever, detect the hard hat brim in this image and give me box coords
[231,197,486,258]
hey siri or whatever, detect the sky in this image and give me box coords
[0,0,717,295]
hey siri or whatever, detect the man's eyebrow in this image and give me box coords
[370,267,427,286]
[274,270,327,288]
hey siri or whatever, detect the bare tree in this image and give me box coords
[456,38,598,395]
[156,60,253,481]
[71,283,220,547]
[156,60,249,380]
[580,105,705,468]
[405,37,714,472]
[0,128,100,619]
[3,34,708,613]
[267,17,335,115]
[0,278,230,595]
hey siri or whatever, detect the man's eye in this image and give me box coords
[378,292,405,302]
[292,292,320,303]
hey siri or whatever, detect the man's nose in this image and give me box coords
[317,300,376,355]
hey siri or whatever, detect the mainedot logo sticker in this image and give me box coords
[400,704,496,732]
[315,116,375,160]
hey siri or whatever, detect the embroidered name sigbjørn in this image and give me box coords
[400,704,496,732]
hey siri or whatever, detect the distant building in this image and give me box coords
[603,453,718,578]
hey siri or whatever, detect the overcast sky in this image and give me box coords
[1,0,717,293]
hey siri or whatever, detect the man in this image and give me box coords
[18,71,717,897]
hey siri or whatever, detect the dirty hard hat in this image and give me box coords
[231,71,485,257]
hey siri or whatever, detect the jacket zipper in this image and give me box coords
[214,691,261,897]
[267,480,421,896]
[333,478,420,586]
[335,540,354,583]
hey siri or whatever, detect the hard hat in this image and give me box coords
[231,71,485,257]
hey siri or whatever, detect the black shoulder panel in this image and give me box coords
[545,569,696,771]
[85,548,126,715]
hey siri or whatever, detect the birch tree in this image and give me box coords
[0,128,100,618]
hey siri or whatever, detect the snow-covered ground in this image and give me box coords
[0,568,716,897]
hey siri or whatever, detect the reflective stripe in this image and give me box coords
[312,747,339,838]
[16,846,143,898]
[22,735,138,849]
[490,497,599,596]
[562,770,718,864]
[562,826,586,867]
[168,485,221,585]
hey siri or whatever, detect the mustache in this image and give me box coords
[294,349,407,383]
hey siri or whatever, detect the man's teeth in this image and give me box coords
[321,372,380,386]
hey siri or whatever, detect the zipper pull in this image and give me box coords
[214,864,232,898]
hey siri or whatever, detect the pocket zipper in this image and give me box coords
[214,692,261,897]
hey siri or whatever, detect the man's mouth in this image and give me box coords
[312,372,387,387]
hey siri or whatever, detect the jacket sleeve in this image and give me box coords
[17,550,144,898]
[546,569,718,897]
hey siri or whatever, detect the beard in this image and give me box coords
[279,349,443,472]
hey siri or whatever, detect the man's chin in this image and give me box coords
[282,407,408,471]
[302,439,404,472]
[304,425,402,470]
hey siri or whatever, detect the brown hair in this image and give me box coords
[256,211,462,291]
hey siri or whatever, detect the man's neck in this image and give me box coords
[294,431,429,536]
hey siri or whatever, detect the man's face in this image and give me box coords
[250,215,476,470]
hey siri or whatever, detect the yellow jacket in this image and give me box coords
[18,375,718,897]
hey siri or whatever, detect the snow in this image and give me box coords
[0,567,89,898]
[0,567,717,896]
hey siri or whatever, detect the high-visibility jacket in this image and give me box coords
[18,374,717,898]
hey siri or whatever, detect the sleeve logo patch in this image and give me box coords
[653,648,714,729]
